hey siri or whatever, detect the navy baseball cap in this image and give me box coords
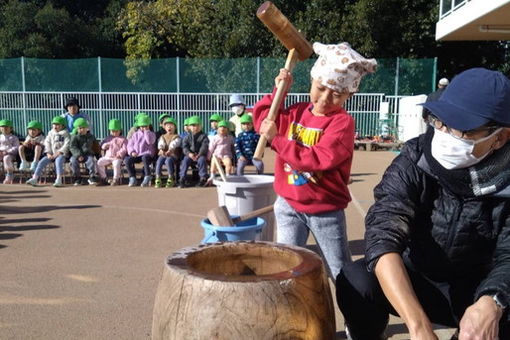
[422,68,510,131]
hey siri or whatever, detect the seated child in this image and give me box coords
[178,116,209,188]
[0,119,20,184]
[253,42,376,279]
[235,114,264,176]
[207,113,222,143]
[207,120,234,184]
[97,119,127,186]
[26,116,70,187]
[155,117,181,188]
[126,114,156,187]
[70,118,98,186]
[179,118,190,139]
[19,120,45,172]
[156,113,171,141]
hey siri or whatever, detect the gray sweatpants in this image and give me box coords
[275,196,352,280]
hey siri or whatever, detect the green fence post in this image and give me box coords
[394,57,399,97]
[98,56,104,137]
[432,57,438,92]
[21,57,27,130]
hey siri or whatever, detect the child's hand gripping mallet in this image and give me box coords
[252,1,314,161]
[207,205,274,227]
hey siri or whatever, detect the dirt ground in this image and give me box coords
[0,148,455,339]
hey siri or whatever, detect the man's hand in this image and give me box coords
[260,119,277,142]
[103,143,110,149]
[459,295,502,340]
[78,156,84,162]
[131,152,137,157]
[239,156,247,162]
[46,153,54,160]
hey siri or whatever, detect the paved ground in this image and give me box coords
[0,148,455,339]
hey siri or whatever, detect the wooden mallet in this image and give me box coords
[253,1,314,161]
[207,205,274,227]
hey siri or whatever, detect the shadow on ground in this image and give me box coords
[2,205,101,214]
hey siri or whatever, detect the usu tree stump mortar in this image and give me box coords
[152,241,335,339]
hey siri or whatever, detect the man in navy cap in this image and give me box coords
[337,68,510,340]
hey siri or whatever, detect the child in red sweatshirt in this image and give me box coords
[253,42,376,280]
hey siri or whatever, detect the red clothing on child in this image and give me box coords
[253,90,354,214]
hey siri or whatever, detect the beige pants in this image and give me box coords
[97,157,123,179]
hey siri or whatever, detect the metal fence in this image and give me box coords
[0,91,405,140]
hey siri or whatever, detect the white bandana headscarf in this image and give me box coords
[310,42,377,93]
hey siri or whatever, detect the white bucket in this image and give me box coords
[213,175,276,241]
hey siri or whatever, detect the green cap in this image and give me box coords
[163,117,177,126]
[73,117,89,128]
[137,115,151,127]
[0,119,13,127]
[218,120,229,128]
[134,112,147,121]
[108,119,122,131]
[187,116,201,126]
[27,120,43,130]
[209,113,223,122]
[240,114,253,124]
[184,118,190,126]
[52,116,66,126]
[159,113,171,122]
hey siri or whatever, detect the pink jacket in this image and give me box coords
[209,134,234,159]
[101,135,127,159]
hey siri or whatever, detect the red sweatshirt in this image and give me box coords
[253,90,354,214]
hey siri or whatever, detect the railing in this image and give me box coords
[0,91,406,140]
[440,0,471,19]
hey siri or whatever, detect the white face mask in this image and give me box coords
[431,128,502,170]
[231,105,244,116]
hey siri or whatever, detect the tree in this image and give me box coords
[0,0,126,58]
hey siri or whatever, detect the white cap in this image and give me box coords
[229,94,245,107]
[310,42,377,93]
[439,78,449,86]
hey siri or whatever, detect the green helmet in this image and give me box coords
[137,115,151,127]
[27,120,43,130]
[209,113,223,122]
[108,119,122,131]
[0,119,13,127]
[187,116,201,126]
[240,114,253,124]
[52,116,66,126]
[218,120,229,128]
[158,113,171,122]
[163,117,177,126]
[73,117,89,128]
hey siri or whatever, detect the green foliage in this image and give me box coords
[0,0,126,58]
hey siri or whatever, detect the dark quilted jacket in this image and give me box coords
[365,134,510,310]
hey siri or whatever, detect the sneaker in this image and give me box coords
[30,161,38,172]
[344,325,388,340]
[110,178,120,186]
[73,178,82,186]
[26,178,38,186]
[154,177,162,188]
[53,178,64,187]
[128,177,137,187]
[3,175,13,184]
[87,177,98,186]
[178,178,186,188]
[19,161,29,171]
[165,177,174,188]
[141,175,152,187]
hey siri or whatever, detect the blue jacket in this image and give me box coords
[62,112,93,134]
[235,129,260,160]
